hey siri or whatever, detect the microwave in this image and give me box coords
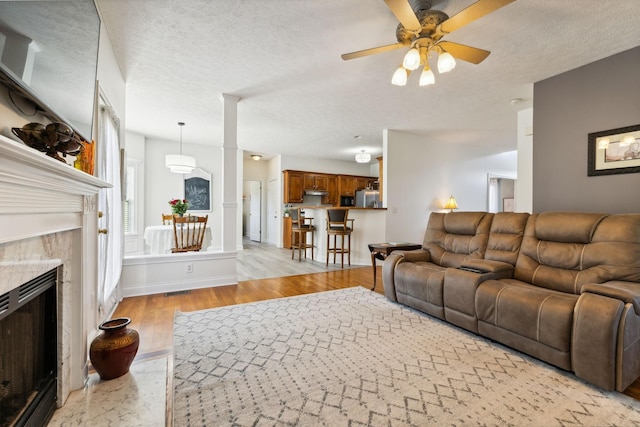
[340,195,354,207]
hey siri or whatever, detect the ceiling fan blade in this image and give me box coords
[438,41,490,64]
[341,43,405,61]
[440,0,515,34]
[384,0,421,32]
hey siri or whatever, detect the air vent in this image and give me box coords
[0,292,9,316]
[18,269,58,304]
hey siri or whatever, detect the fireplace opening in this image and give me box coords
[0,268,58,427]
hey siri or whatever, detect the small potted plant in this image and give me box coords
[284,204,290,217]
[169,198,189,216]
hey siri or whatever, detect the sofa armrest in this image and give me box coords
[460,259,514,276]
[393,249,431,263]
[581,281,640,315]
[382,250,430,302]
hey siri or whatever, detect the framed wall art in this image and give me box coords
[588,124,640,176]
[184,167,212,212]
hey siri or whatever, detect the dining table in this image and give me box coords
[143,225,212,254]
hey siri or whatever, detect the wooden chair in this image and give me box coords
[291,208,315,261]
[172,215,208,253]
[326,208,353,268]
[162,213,174,225]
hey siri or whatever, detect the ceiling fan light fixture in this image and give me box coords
[402,47,421,71]
[419,66,435,86]
[355,150,371,163]
[391,66,408,86]
[437,51,456,73]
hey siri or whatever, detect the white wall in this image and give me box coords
[516,108,533,213]
[281,155,377,176]
[385,130,517,243]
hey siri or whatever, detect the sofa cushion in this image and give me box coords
[422,212,493,267]
[484,212,529,265]
[514,213,640,294]
[476,279,579,353]
[395,261,446,308]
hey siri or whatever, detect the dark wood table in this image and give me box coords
[368,242,422,291]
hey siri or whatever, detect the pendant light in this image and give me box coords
[355,150,371,163]
[165,121,196,173]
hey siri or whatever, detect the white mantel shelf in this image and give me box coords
[0,134,110,244]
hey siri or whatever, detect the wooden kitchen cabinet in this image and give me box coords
[339,176,357,196]
[283,170,304,203]
[304,173,329,191]
[323,175,338,205]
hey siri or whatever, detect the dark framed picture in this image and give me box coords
[184,168,211,212]
[588,124,640,176]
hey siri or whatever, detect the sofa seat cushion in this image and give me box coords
[476,279,579,353]
[395,261,446,308]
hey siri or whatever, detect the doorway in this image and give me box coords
[243,180,262,242]
[487,173,516,213]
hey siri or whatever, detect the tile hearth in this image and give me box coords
[48,357,168,426]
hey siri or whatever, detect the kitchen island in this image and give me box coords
[286,207,386,266]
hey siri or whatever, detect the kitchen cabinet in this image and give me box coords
[303,173,329,191]
[339,176,357,196]
[283,170,304,203]
[324,175,338,205]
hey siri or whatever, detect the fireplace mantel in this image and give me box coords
[0,134,110,405]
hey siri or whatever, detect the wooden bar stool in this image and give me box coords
[326,208,354,268]
[291,208,315,261]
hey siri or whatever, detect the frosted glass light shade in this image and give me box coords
[419,67,435,86]
[391,67,408,86]
[437,52,456,73]
[355,152,371,163]
[165,154,196,173]
[402,48,421,71]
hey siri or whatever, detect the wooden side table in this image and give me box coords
[368,242,422,291]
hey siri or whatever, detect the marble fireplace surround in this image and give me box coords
[0,135,110,406]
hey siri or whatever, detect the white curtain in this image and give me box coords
[96,100,122,312]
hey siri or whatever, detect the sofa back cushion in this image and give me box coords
[514,212,640,294]
[484,212,530,265]
[422,211,493,267]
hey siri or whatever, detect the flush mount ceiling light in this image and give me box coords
[165,121,196,174]
[355,150,371,163]
[341,0,515,88]
[250,154,262,161]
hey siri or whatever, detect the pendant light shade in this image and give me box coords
[355,150,371,163]
[402,47,421,71]
[419,66,435,86]
[166,121,196,174]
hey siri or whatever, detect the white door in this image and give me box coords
[95,93,122,318]
[267,179,279,245]
[249,181,261,242]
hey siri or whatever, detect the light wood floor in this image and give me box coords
[112,240,640,401]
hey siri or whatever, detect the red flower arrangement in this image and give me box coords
[169,198,189,215]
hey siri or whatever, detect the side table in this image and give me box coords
[368,242,422,291]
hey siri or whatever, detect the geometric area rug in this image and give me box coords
[173,287,640,426]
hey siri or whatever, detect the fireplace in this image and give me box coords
[0,268,58,427]
[0,135,110,409]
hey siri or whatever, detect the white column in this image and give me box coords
[220,94,240,253]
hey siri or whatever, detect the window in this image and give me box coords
[123,161,137,234]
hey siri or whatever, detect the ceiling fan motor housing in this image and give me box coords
[396,9,449,44]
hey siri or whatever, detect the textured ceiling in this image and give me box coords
[95,0,640,163]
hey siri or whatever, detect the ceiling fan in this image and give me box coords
[342,0,516,86]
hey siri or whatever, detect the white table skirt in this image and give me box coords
[143,225,212,254]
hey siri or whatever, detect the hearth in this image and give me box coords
[0,268,57,427]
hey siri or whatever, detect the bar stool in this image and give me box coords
[291,208,315,261]
[326,208,354,268]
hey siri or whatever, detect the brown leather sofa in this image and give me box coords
[382,211,640,392]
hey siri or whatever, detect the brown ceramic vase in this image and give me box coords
[89,317,139,380]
